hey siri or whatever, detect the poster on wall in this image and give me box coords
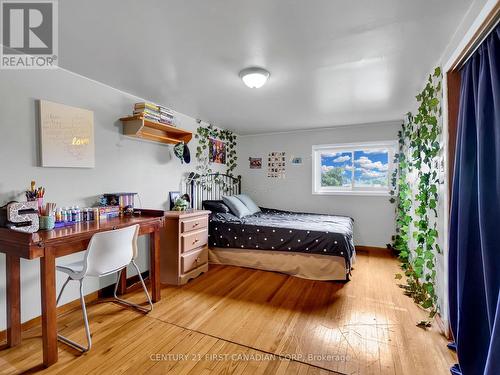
[249,157,262,169]
[209,138,226,164]
[267,151,286,178]
[39,100,95,168]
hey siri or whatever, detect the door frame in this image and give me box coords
[444,1,499,192]
[441,0,499,339]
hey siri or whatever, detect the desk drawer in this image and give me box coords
[181,216,208,233]
[181,247,208,274]
[181,229,208,253]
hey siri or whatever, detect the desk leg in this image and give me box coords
[40,250,58,366]
[149,230,161,302]
[117,268,127,296]
[6,254,21,347]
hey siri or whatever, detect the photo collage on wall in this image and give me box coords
[267,151,286,178]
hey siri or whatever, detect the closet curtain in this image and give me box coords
[448,25,499,375]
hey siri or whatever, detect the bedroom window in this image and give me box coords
[312,141,396,196]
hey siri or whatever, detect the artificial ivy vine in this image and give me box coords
[191,122,238,192]
[391,67,442,322]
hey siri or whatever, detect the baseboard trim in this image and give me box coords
[0,271,150,343]
[355,245,390,252]
[0,290,100,343]
[434,313,452,340]
[98,271,150,298]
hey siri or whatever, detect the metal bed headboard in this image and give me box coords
[186,173,241,209]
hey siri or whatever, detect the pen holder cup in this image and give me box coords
[37,198,44,213]
[40,216,55,230]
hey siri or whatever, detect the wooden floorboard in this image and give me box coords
[0,250,455,374]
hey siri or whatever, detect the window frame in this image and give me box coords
[312,140,397,196]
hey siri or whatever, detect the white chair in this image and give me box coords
[55,224,153,352]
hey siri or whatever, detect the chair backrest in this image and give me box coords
[83,224,139,277]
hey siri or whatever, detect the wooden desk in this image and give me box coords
[0,210,164,367]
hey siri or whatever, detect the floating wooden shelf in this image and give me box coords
[120,115,192,145]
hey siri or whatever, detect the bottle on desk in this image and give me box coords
[63,207,70,223]
[55,208,62,223]
[71,206,78,222]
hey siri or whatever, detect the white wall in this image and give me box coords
[0,68,219,330]
[236,121,401,247]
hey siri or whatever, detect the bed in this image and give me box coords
[186,173,355,281]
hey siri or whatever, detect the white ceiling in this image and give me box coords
[59,0,472,135]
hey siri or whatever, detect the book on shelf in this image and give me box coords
[159,107,174,115]
[134,102,174,113]
[157,110,173,117]
[133,108,161,117]
[142,113,161,122]
[134,102,159,111]
[134,111,173,122]
[135,113,161,122]
[140,113,175,125]
[132,102,175,123]
[134,105,173,115]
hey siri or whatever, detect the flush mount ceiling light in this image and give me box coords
[239,67,270,88]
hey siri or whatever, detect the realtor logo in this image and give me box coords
[1,0,58,69]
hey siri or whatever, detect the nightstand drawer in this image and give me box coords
[181,216,208,233]
[181,229,208,253]
[181,247,208,274]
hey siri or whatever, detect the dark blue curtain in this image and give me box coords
[449,25,500,375]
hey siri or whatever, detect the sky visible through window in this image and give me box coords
[321,152,352,187]
[321,149,389,188]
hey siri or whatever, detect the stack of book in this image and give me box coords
[133,102,175,126]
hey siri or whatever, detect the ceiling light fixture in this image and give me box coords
[239,67,270,88]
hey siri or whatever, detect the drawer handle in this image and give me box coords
[193,222,199,226]
[192,238,199,245]
[195,257,200,263]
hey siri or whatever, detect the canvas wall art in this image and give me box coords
[39,100,95,168]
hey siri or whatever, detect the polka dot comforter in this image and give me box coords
[209,208,355,268]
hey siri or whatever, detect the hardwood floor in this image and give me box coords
[0,249,456,374]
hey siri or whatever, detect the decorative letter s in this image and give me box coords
[7,201,39,233]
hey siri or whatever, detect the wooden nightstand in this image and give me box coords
[160,210,211,285]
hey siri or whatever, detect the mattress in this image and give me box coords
[208,208,355,270]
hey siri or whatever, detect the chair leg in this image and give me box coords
[113,263,153,313]
[57,279,92,352]
[56,276,71,307]
[132,260,154,311]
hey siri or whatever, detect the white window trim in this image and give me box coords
[312,140,397,196]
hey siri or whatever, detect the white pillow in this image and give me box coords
[222,195,251,218]
[235,194,261,215]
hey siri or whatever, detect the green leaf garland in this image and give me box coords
[192,122,238,193]
[391,67,442,319]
